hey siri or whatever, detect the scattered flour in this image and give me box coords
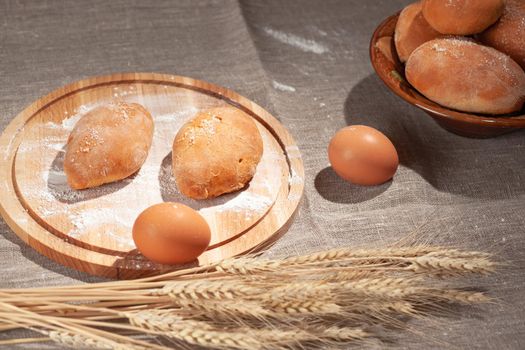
[68,207,136,244]
[272,80,296,92]
[153,107,198,124]
[47,143,64,151]
[215,192,274,213]
[317,29,328,36]
[431,43,447,53]
[287,193,302,201]
[285,145,302,159]
[288,168,304,185]
[4,126,24,160]
[61,105,93,130]
[262,27,329,54]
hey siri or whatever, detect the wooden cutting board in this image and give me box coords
[0,73,304,279]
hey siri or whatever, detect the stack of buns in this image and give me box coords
[394,0,525,115]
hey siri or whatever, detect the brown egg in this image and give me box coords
[328,125,399,186]
[132,203,211,265]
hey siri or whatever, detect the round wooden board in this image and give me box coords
[0,73,304,279]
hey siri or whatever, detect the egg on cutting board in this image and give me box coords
[132,202,211,264]
[328,125,399,186]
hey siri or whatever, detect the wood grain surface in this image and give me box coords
[0,72,305,279]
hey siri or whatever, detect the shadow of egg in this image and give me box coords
[314,166,392,204]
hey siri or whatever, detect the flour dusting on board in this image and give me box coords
[15,92,285,251]
[216,192,274,213]
[67,207,137,247]
[62,106,90,130]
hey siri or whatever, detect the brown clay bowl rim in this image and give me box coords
[369,12,525,128]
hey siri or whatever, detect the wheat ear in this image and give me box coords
[127,310,212,332]
[341,277,423,298]
[166,328,261,349]
[176,299,272,320]
[320,326,370,341]
[158,280,262,301]
[407,257,495,275]
[48,331,115,350]
[428,290,490,304]
[263,281,332,301]
[266,299,342,315]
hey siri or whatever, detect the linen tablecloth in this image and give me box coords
[1,0,524,348]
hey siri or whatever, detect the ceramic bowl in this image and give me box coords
[369,13,525,138]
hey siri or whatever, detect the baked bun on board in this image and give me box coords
[405,37,525,115]
[64,101,154,190]
[172,107,263,200]
[422,0,504,35]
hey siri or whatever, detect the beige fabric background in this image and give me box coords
[1,0,524,348]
